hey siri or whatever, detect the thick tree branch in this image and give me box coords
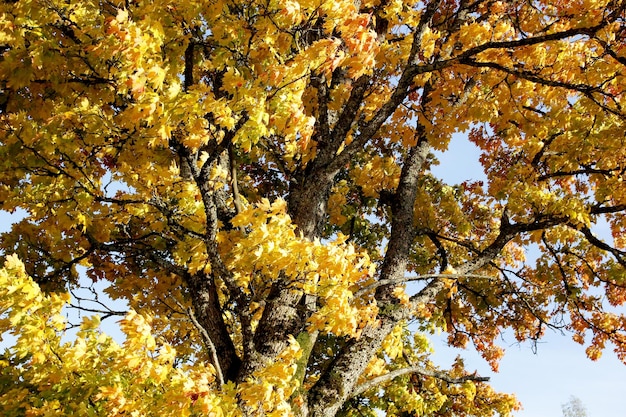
[320,74,371,165]
[310,74,331,146]
[184,270,242,382]
[307,133,432,417]
[591,203,626,215]
[580,226,626,267]
[238,279,303,382]
[459,58,608,96]
[184,40,195,91]
[228,143,244,221]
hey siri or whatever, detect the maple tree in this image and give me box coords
[1,0,626,416]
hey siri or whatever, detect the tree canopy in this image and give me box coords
[1,0,626,416]
[562,396,588,417]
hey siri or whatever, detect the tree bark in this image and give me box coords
[185,272,241,382]
[306,138,431,416]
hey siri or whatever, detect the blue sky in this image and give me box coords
[431,329,626,417]
[430,134,626,417]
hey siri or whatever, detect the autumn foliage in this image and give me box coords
[1,0,626,416]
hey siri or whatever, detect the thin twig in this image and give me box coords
[350,365,489,398]
[176,300,225,388]
[67,304,127,317]
[354,273,496,298]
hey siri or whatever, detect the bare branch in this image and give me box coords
[354,273,497,298]
[351,366,489,398]
[177,300,225,388]
[580,226,626,267]
[591,204,626,215]
[66,304,127,320]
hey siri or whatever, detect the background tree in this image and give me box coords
[562,396,588,417]
[1,0,626,416]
